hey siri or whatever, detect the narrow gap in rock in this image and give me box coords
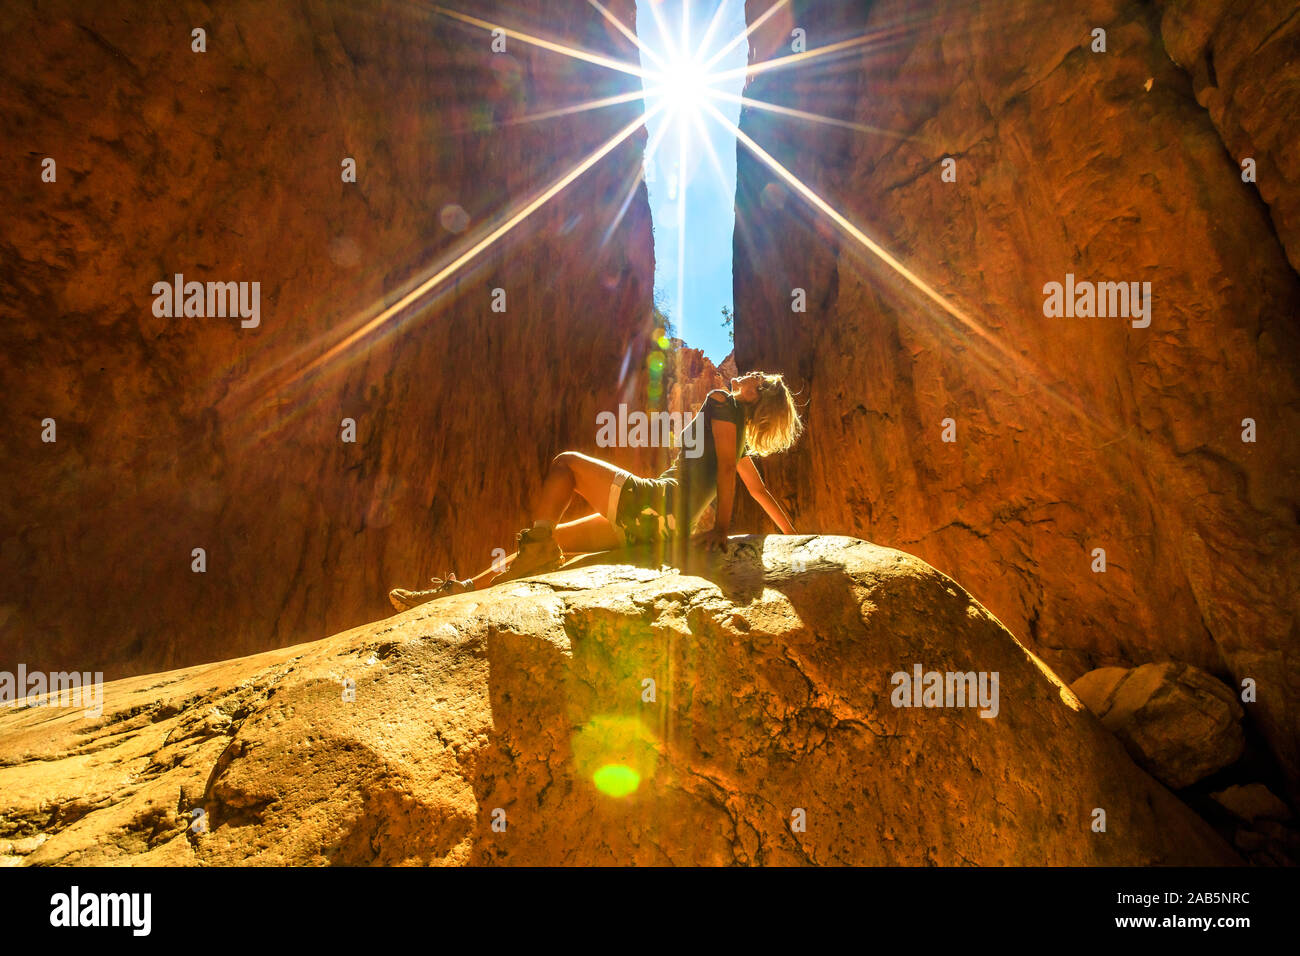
[634,0,747,364]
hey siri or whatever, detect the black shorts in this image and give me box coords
[609,471,680,546]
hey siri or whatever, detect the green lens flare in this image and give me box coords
[573,715,659,799]
[593,763,641,798]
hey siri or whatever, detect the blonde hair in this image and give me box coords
[744,372,803,457]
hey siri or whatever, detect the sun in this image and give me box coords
[656,56,711,114]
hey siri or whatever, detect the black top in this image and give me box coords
[660,389,749,528]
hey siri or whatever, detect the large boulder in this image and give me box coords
[1073,662,1246,788]
[0,537,1236,865]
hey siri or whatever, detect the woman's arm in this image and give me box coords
[737,456,797,534]
[711,418,739,534]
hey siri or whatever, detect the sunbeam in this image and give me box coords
[476,88,654,133]
[699,99,998,354]
[432,4,651,79]
[642,0,682,64]
[693,0,735,66]
[276,0,1113,434]
[706,88,926,143]
[710,33,884,85]
[602,103,679,247]
[632,0,750,360]
[275,104,663,394]
[689,106,731,192]
[700,0,788,72]
[587,0,669,72]
[700,98,1117,437]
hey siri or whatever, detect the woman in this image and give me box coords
[389,371,802,611]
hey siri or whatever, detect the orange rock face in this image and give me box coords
[731,0,1300,793]
[0,1,659,677]
[1157,0,1300,273]
[624,343,728,479]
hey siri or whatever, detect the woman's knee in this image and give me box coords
[553,451,610,477]
[550,451,581,473]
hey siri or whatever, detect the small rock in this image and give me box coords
[1253,819,1290,842]
[1234,829,1266,852]
[1256,844,1294,867]
[1210,783,1292,823]
[5,834,46,855]
[1071,662,1244,789]
[1072,666,1129,709]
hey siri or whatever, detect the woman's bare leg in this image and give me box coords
[532,452,625,526]
[554,513,624,553]
[459,514,621,588]
[393,456,628,609]
[458,454,625,586]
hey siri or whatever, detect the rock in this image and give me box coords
[0,536,1237,865]
[1072,667,1131,710]
[664,346,727,428]
[732,0,1300,796]
[1072,662,1245,788]
[1249,840,1295,867]
[1251,819,1292,843]
[1234,828,1267,853]
[717,352,739,382]
[0,834,45,856]
[0,0,657,679]
[1156,0,1300,273]
[1210,783,1293,823]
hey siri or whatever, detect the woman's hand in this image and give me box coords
[693,527,730,553]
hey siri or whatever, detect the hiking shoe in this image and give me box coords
[388,571,474,612]
[499,527,564,581]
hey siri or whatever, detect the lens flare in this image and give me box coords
[593,764,642,797]
[573,715,660,799]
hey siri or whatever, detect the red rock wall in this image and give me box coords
[1157,0,1300,274]
[732,0,1300,787]
[0,0,656,677]
[665,343,727,423]
[619,343,729,483]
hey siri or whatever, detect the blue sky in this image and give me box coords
[635,0,748,363]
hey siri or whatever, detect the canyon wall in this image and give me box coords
[732,0,1300,788]
[0,0,657,677]
[1156,0,1300,274]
